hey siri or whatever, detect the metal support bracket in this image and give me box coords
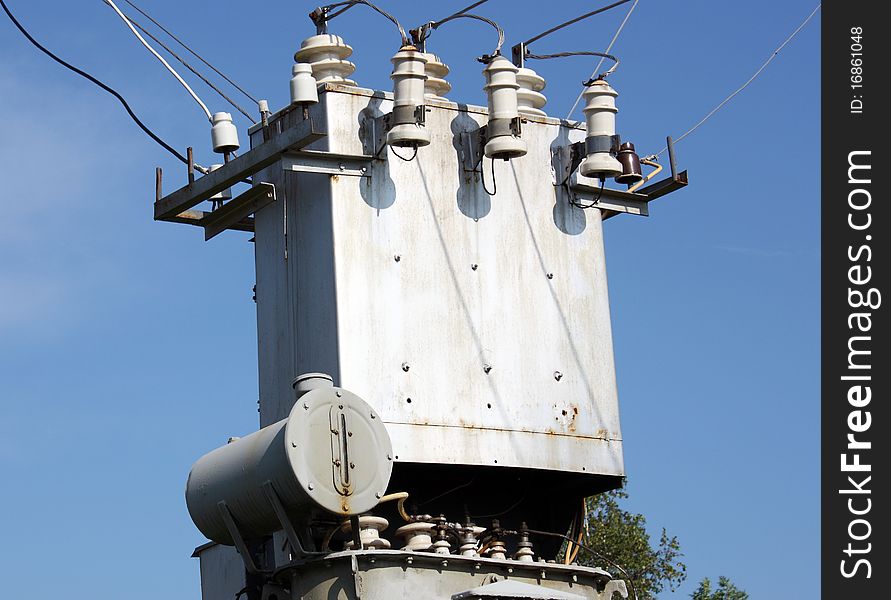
[552,139,689,219]
[459,126,486,173]
[201,183,276,241]
[154,115,325,221]
[217,500,265,575]
[261,481,320,561]
[361,112,391,160]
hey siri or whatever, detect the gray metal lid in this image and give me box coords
[284,385,392,516]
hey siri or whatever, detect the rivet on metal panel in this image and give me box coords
[387,454,392,461]
[308,483,315,491]
[375,492,382,499]
[291,441,298,448]
[371,413,377,419]
[483,364,493,374]
[339,164,346,171]
[350,462,355,468]
[336,391,343,398]
[402,362,410,372]
[442,560,449,567]
[471,263,478,271]
[554,371,563,381]
[507,568,513,574]
[406,557,413,565]
[394,254,401,262]
[303,404,309,410]
[406,398,413,403]
[547,272,554,280]
[572,574,578,582]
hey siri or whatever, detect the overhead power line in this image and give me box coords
[0,0,191,166]
[122,11,255,121]
[565,0,639,118]
[655,3,822,157]
[103,0,214,121]
[122,0,259,107]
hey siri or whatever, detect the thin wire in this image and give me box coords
[434,0,491,28]
[479,156,497,196]
[390,145,419,162]
[655,3,821,157]
[433,13,504,58]
[523,0,632,46]
[566,0,638,119]
[123,12,254,121]
[0,0,190,166]
[526,50,619,79]
[323,1,409,45]
[122,0,259,106]
[103,0,213,121]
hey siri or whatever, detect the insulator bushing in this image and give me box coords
[210,112,239,154]
[386,46,430,148]
[395,521,435,551]
[516,67,547,117]
[290,62,319,105]
[579,79,622,178]
[422,53,451,100]
[343,516,392,550]
[616,141,643,184]
[295,34,357,86]
[483,56,527,160]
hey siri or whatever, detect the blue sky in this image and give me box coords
[1,1,819,597]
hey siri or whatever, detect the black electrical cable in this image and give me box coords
[390,145,419,162]
[524,527,638,600]
[1,0,189,166]
[479,156,497,196]
[122,0,259,106]
[522,0,633,46]
[320,0,409,45]
[526,50,620,79]
[415,11,504,61]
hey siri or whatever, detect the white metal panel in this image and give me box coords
[253,85,623,477]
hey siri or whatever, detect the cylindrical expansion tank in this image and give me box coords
[186,379,393,544]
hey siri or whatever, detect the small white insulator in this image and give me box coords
[290,63,319,105]
[579,79,622,178]
[386,46,430,148]
[208,164,232,201]
[482,56,526,160]
[395,521,435,551]
[343,516,391,550]
[294,34,357,86]
[516,67,547,117]
[422,53,451,100]
[210,112,239,154]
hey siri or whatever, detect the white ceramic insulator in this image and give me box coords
[208,164,232,201]
[516,67,547,117]
[395,522,434,551]
[210,112,239,154]
[579,80,622,178]
[290,63,319,105]
[483,56,520,120]
[422,53,451,100]
[295,34,357,86]
[344,516,391,550]
[514,546,535,562]
[432,539,452,555]
[485,541,507,560]
[482,56,526,159]
[391,47,428,109]
[386,47,431,148]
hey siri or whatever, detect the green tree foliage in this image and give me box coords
[691,576,749,600]
[574,490,687,599]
